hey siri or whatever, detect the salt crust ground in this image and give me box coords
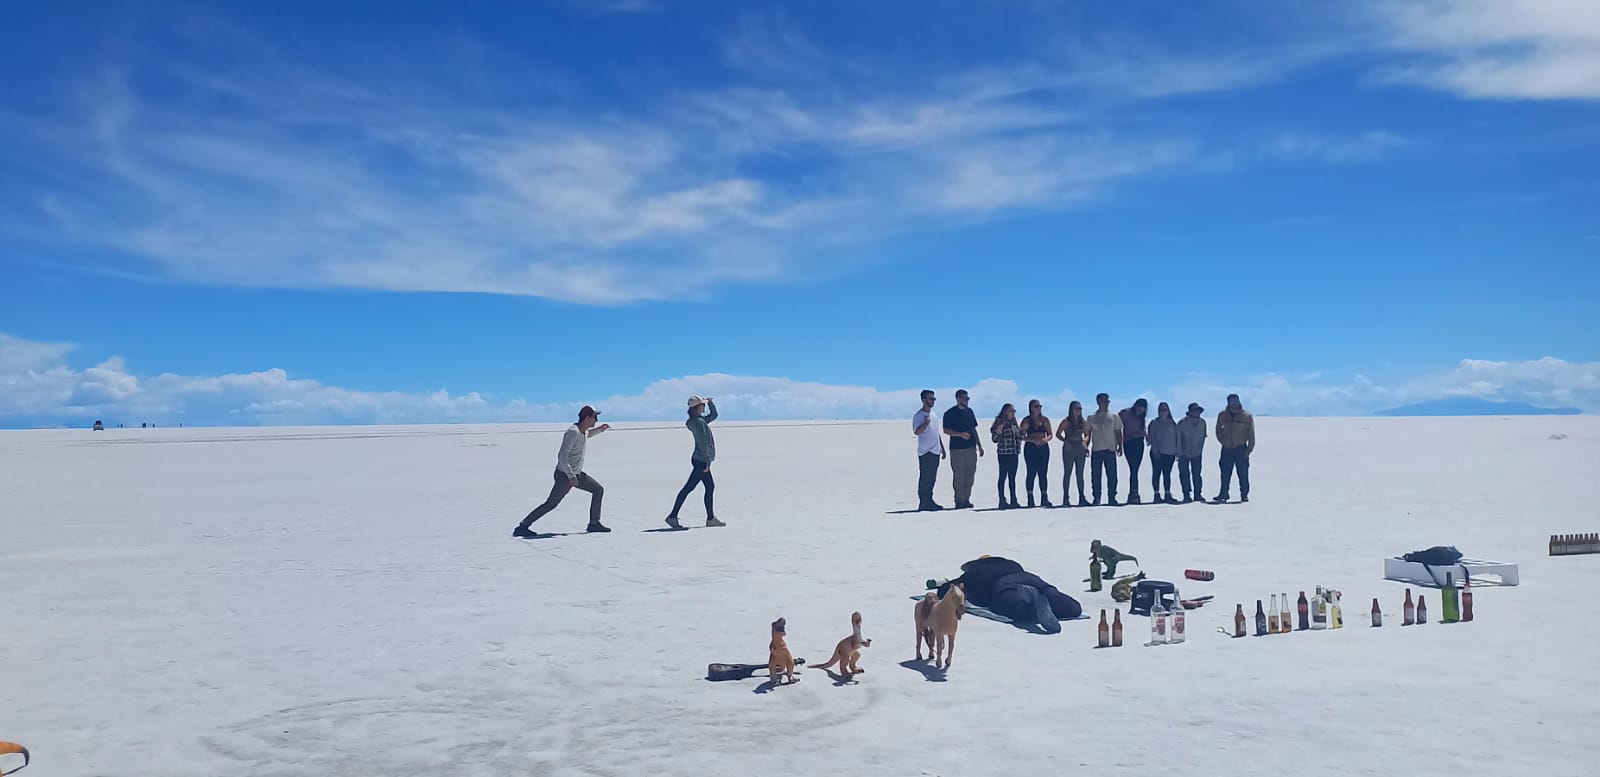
[4,416,1597,776]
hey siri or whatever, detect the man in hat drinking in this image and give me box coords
[513,405,612,537]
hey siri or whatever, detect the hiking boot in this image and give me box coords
[920,502,945,512]
[512,527,540,539]
[1008,499,1021,509]
[1027,496,1035,508]
[586,522,611,533]
[1211,494,1229,503]
[1041,498,1054,508]
[1165,495,1180,505]
[665,516,684,530]
[1241,495,1249,503]
[705,517,726,527]
[1108,497,1121,507]
[1128,494,1142,505]
[1079,496,1090,507]
[1025,586,1061,634]
[1181,495,1193,504]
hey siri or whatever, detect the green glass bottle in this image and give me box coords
[1089,559,1103,592]
[1441,572,1460,623]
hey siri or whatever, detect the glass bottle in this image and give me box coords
[1403,588,1415,625]
[1254,599,1267,636]
[1370,597,1382,627]
[1268,594,1280,633]
[1112,610,1123,646]
[1233,604,1246,637]
[1098,609,1110,648]
[1441,573,1460,623]
[1296,591,1310,630]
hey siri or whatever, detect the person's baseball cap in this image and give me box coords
[578,405,600,420]
[687,395,705,408]
[1188,402,1204,414]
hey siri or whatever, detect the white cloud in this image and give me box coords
[1367,0,1600,99]
[1263,130,1410,163]
[1,334,1592,428]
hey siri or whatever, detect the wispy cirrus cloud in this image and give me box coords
[3,6,1486,306]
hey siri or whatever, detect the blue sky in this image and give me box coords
[2,0,1597,427]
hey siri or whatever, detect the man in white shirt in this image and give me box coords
[513,405,613,537]
[1085,392,1125,506]
[912,389,946,511]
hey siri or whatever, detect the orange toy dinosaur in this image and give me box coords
[813,611,871,677]
[0,741,29,775]
[767,617,796,687]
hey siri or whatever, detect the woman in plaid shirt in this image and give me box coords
[990,403,1022,509]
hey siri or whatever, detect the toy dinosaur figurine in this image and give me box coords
[0,741,28,776]
[1090,539,1140,579]
[1110,571,1148,603]
[814,611,871,677]
[767,617,796,687]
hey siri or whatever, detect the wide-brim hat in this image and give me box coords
[687,395,707,408]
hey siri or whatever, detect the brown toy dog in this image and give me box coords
[767,617,796,686]
[928,581,965,669]
[814,611,871,677]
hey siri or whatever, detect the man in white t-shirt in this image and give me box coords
[912,389,946,511]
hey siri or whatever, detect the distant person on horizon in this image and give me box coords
[513,405,612,538]
[666,396,726,528]
[1118,398,1150,504]
[913,390,946,511]
[1020,399,1053,508]
[942,389,984,509]
[1212,394,1256,503]
[1086,393,1124,506]
[1055,400,1090,507]
[991,403,1022,509]
[1176,402,1207,503]
[1147,402,1180,504]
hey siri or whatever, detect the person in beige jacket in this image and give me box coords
[1212,394,1256,503]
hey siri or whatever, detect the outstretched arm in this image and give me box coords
[704,401,718,424]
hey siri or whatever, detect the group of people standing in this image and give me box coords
[512,396,727,537]
[915,390,1257,511]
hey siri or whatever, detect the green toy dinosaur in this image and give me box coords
[1090,539,1140,578]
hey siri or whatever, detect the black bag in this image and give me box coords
[1401,545,1465,587]
[1402,546,1463,566]
[1129,580,1177,616]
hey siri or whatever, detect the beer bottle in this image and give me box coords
[1370,597,1382,627]
[1234,604,1246,638]
[1098,609,1110,648]
[1441,573,1460,623]
[1417,594,1428,624]
[1296,591,1310,630]
[1279,593,1291,634]
[1089,558,1103,592]
[1403,588,1415,625]
[1112,609,1124,647]
[1268,594,1280,633]
[1254,599,1268,636]
[1461,579,1474,622]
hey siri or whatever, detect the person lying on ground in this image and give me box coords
[935,555,1083,634]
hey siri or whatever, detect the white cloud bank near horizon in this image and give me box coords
[1,333,1594,428]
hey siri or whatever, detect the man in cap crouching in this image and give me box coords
[513,405,612,537]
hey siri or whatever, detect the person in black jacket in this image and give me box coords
[936,555,1083,634]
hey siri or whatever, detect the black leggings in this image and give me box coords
[1152,453,1176,495]
[1023,444,1050,501]
[669,458,715,518]
[997,453,1019,502]
[1124,437,1145,496]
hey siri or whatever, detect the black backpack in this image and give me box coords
[1401,545,1464,587]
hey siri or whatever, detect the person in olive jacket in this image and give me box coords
[1212,394,1256,503]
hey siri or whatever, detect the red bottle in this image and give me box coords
[1461,582,1474,622]
[1296,591,1310,630]
[1184,569,1215,581]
